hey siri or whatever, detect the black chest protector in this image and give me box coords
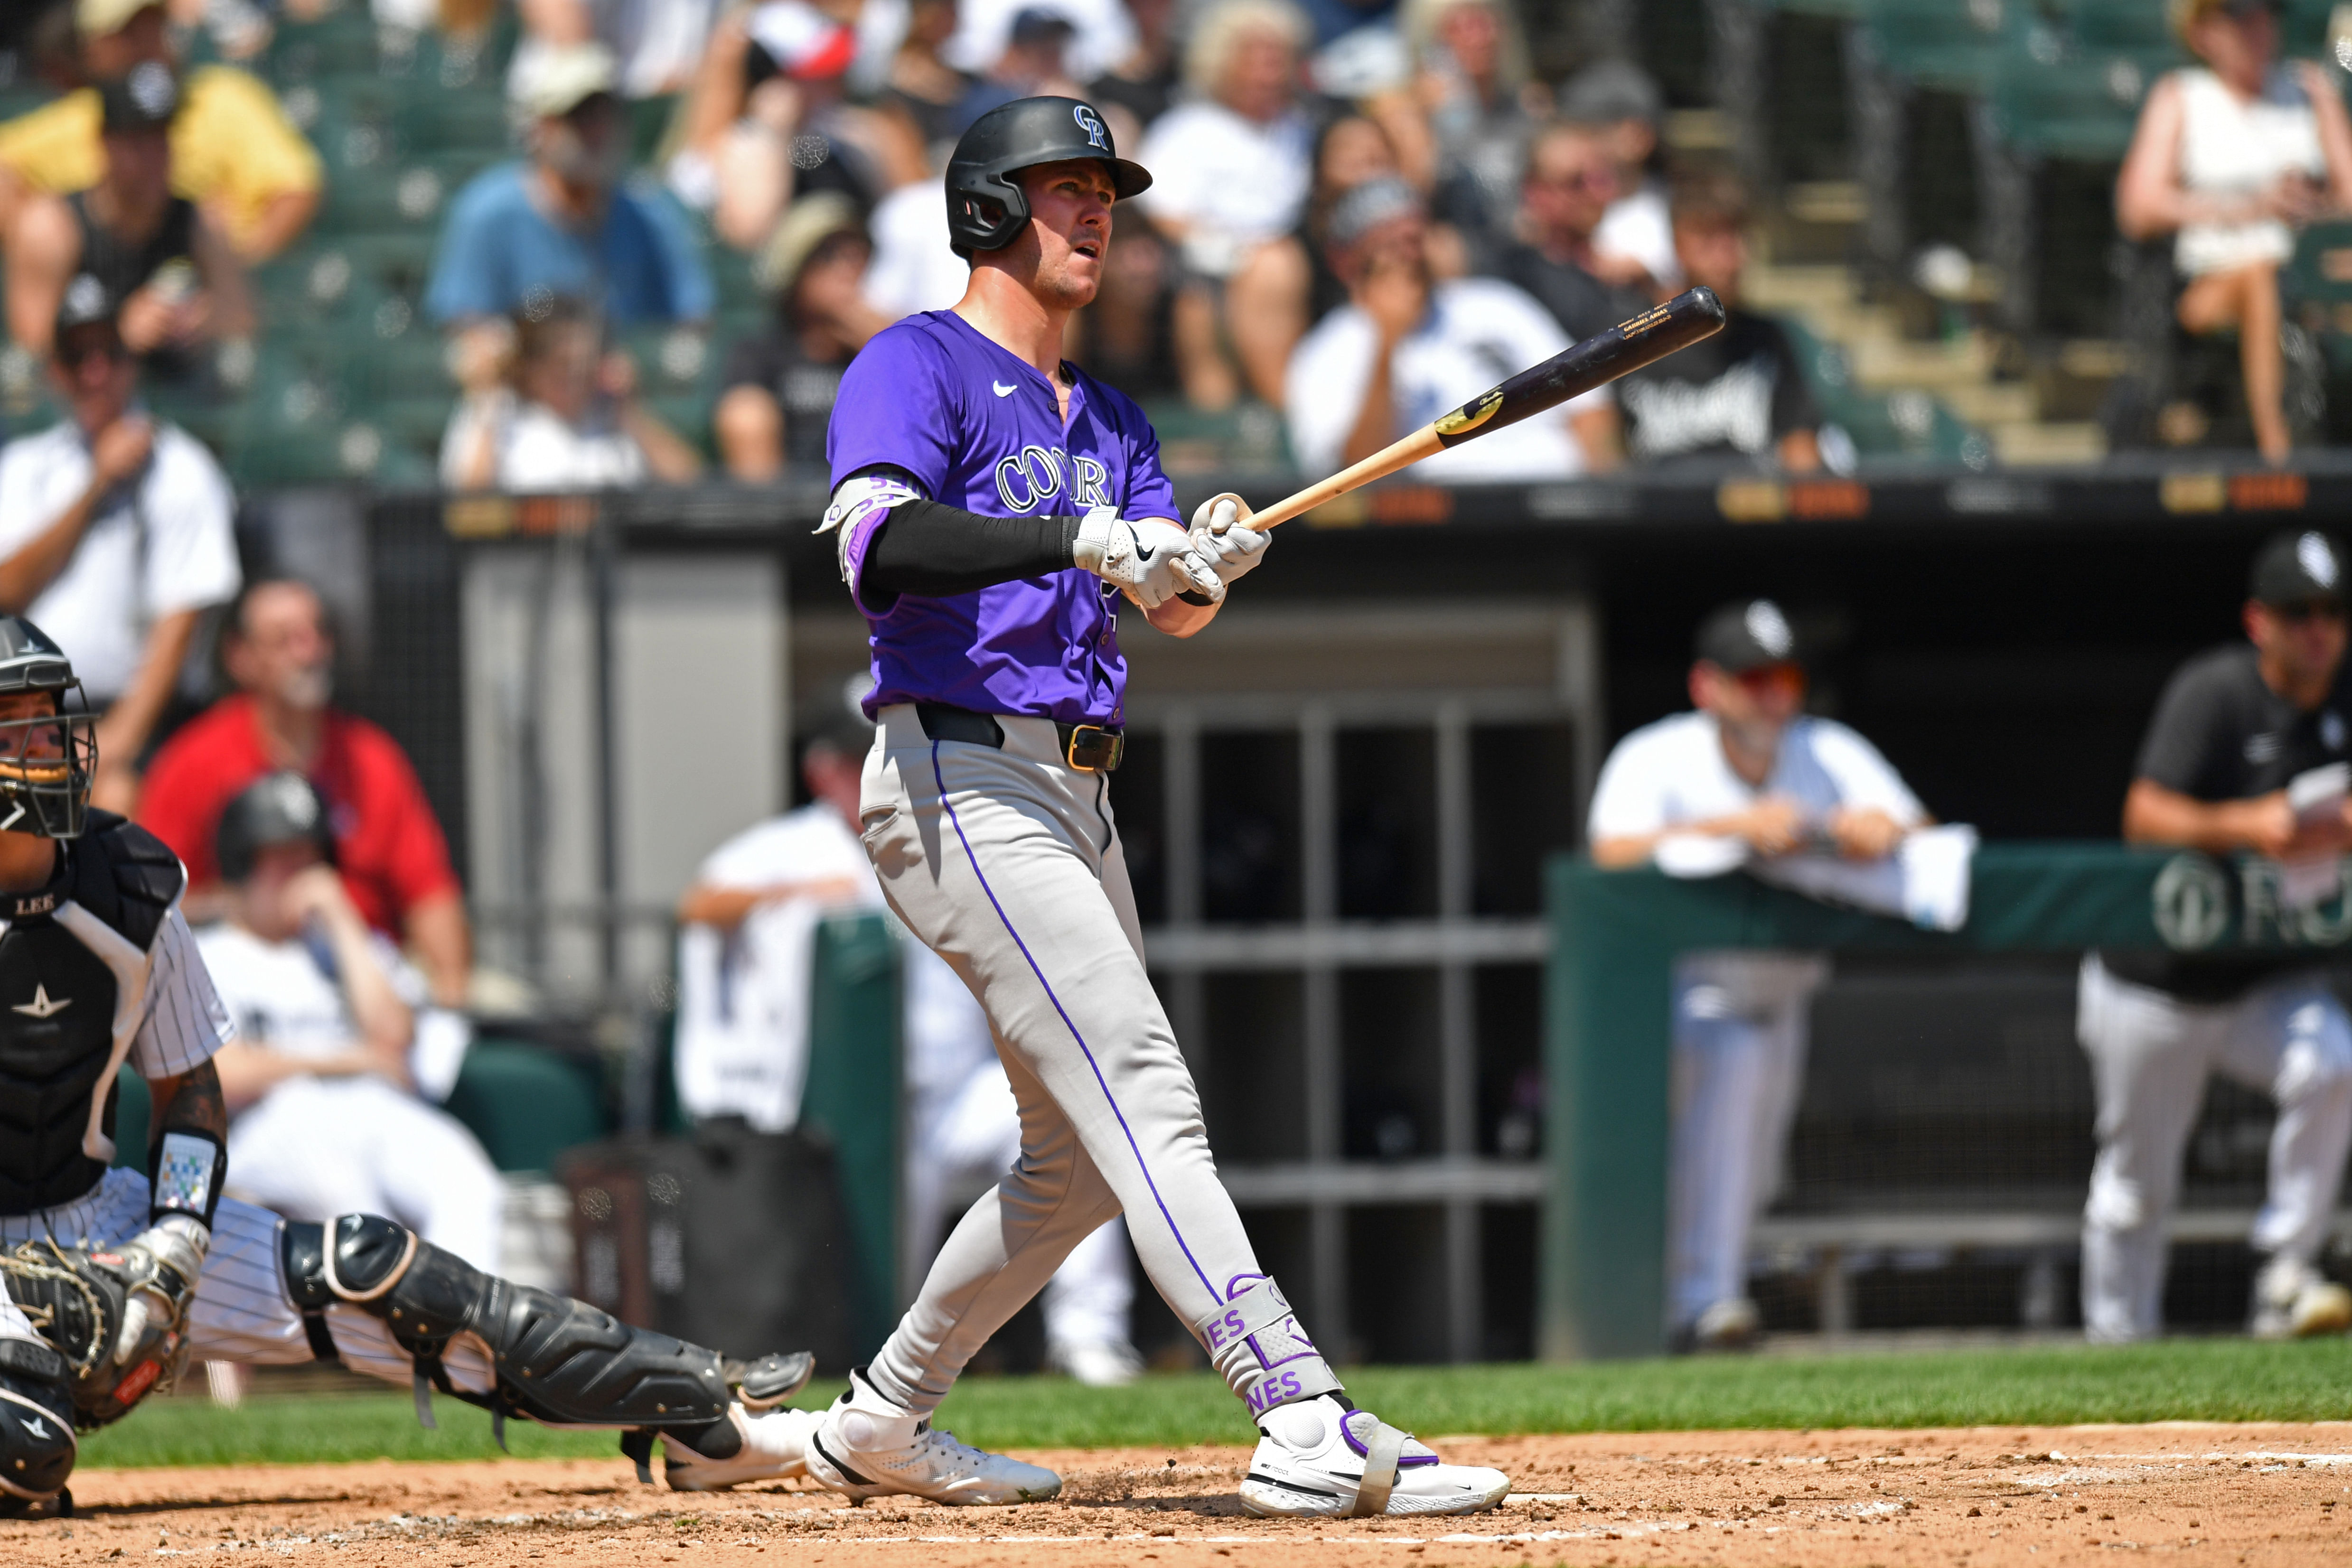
[0,814,185,1216]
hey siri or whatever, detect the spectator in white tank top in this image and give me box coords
[2118,0,2352,462]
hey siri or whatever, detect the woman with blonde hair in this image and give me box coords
[1136,0,1315,409]
[2117,0,2352,460]
[1381,0,1540,253]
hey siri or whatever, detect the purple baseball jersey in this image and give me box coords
[826,310,1178,726]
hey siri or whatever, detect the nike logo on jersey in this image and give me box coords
[13,984,69,1018]
[992,381,1018,397]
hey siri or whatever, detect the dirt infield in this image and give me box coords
[10,1422,2352,1566]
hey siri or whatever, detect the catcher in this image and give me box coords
[0,616,816,1515]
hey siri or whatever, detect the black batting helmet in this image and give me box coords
[0,617,94,840]
[945,95,1151,257]
[216,771,336,884]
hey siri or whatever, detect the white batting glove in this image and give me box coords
[1188,493,1269,590]
[1075,507,1222,609]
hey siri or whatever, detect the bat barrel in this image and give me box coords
[1239,286,1728,532]
[1431,286,1728,448]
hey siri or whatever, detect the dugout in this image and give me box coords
[292,459,2352,1363]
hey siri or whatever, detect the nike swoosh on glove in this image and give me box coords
[1132,518,1224,607]
[1075,508,1219,609]
[1188,493,1269,588]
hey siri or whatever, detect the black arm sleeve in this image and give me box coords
[858,500,1083,607]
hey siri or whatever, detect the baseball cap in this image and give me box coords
[1009,5,1078,45]
[216,771,335,884]
[745,0,858,80]
[2249,529,2346,606]
[755,192,866,294]
[54,273,117,338]
[1327,176,1422,247]
[76,0,163,38]
[1694,598,1801,673]
[1558,60,1665,128]
[510,41,619,120]
[99,61,178,135]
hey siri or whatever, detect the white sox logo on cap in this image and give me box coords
[1744,600,1793,660]
[2299,532,2339,588]
[1074,104,1108,151]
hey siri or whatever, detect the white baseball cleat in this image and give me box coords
[1237,1394,1509,1519]
[663,1405,817,1491]
[803,1370,1062,1505]
[1047,1336,1145,1388]
[2250,1256,2352,1340]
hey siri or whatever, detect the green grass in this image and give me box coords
[82,1338,2352,1470]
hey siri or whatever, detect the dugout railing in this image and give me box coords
[1543,844,2352,1361]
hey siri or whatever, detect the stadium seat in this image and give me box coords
[1988,49,2150,161]
[442,1037,613,1174]
[1780,318,1987,463]
[1859,0,2037,94]
[2282,219,2352,373]
[2058,0,2184,59]
[264,9,393,84]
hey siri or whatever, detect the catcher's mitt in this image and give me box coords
[0,1235,194,1430]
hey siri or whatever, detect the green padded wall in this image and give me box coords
[799,912,905,1361]
[1543,843,2315,1361]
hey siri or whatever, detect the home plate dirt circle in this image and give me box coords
[10,1424,2352,1566]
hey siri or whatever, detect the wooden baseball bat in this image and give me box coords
[1232,286,1728,532]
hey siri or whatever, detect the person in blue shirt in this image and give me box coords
[424,42,711,393]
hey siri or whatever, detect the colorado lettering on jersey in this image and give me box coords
[823,309,1179,725]
[994,445,1064,512]
[993,447,1115,513]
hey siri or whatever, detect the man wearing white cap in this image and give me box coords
[1587,599,1931,1352]
[426,42,712,333]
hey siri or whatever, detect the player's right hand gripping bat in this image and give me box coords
[1228,286,1728,532]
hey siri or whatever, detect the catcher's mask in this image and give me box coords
[0,617,93,840]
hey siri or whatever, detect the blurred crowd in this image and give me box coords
[0,0,1843,500]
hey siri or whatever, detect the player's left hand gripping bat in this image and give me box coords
[1229,286,1727,532]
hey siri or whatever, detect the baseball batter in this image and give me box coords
[0,620,815,1513]
[798,96,1509,1517]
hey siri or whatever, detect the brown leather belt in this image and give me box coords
[915,702,1124,773]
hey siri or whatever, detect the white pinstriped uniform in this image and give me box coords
[0,904,497,1397]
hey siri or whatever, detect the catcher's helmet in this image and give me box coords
[0,617,93,840]
[216,771,336,884]
[946,95,1151,257]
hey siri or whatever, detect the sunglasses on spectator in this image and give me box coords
[2270,598,2347,624]
[1734,663,1806,698]
[1534,168,1616,193]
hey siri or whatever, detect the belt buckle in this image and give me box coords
[1065,724,1123,773]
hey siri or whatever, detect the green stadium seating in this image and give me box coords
[442,1038,612,1175]
[2060,0,2184,58]
[1780,319,1987,463]
[1860,0,2036,94]
[263,8,394,84]
[1988,49,2151,161]
[2281,218,2352,371]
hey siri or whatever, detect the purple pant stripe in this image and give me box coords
[929,741,1221,1302]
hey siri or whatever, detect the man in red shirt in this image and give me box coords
[140,578,472,1005]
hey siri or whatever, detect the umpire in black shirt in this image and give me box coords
[2081,529,2352,1343]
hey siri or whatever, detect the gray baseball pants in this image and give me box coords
[858,705,1334,1419]
[2076,954,2352,1342]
